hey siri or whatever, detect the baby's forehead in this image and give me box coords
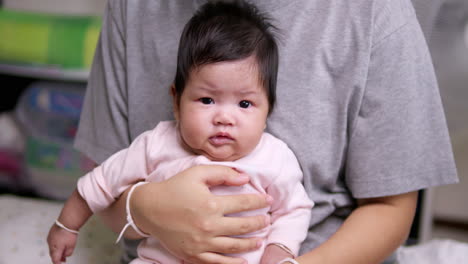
[190,59,265,87]
[192,57,260,73]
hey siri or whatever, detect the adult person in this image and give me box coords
[74,0,459,263]
[49,2,313,263]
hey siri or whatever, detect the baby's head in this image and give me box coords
[172,0,279,161]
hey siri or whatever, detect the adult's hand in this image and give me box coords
[130,165,273,264]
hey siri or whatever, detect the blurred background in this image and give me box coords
[412,0,468,244]
[0,0,466,263]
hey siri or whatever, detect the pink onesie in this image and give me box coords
[77,121,313,264]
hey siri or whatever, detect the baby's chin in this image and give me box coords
[181,138,238,161]
[203,151,241,162]
[195,148,244,162]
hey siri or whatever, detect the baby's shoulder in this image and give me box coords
[150,120,178,137]
[254,132,298,163]
[145,120,181,151]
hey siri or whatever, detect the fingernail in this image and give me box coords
[257,239,263,248]
[266,194,274,204]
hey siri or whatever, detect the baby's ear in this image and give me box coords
[170,84,177,97]
[170,84,180,121]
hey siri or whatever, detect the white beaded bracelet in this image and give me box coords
[115,181,151,243]
[277,257,299,264]
[55,220,79,234]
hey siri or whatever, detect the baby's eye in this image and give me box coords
[239,100,252,108]
[199,97,214,104]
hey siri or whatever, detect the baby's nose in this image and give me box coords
[213,108,235,126]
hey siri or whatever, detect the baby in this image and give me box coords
[47,1,313,264]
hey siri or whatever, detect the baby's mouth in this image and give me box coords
[209,133,234,146]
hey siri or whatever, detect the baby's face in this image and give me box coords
[175,56,269,161]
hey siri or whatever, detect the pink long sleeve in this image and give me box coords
[77,128,157,213]
[265,146,313,256]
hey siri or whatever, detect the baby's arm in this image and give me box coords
[260,147,314,264]
[261,187,312,264]
[47,189,93,264]
[46,127,157,264]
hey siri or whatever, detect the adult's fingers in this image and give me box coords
[216,193,273,215]
[208,236,263,255]
[198,165,250,187]
[217,214,270,236]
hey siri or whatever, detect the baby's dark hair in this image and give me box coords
[174,0,279,114]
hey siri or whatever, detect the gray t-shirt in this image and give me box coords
[75,0,458,257]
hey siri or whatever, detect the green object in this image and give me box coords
[0,9,101,69]
[25,136,94,173]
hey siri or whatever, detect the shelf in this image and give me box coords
[2,0,107,17]
[0,63,88,82]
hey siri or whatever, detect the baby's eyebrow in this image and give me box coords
[197,85,220,94]
[237,88,260,96]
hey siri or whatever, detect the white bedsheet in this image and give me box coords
[397,238,468,264]
[0,194,120,264]
[2,194,468,264]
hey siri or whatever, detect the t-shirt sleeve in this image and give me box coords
[345,0,458,198]
[74,0,130,164]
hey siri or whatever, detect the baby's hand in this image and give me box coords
[47,224,78,264]
[260,243,295,264]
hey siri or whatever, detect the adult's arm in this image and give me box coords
[287,1,454,263]
[291,191,417,264]
[100,165,273,264]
